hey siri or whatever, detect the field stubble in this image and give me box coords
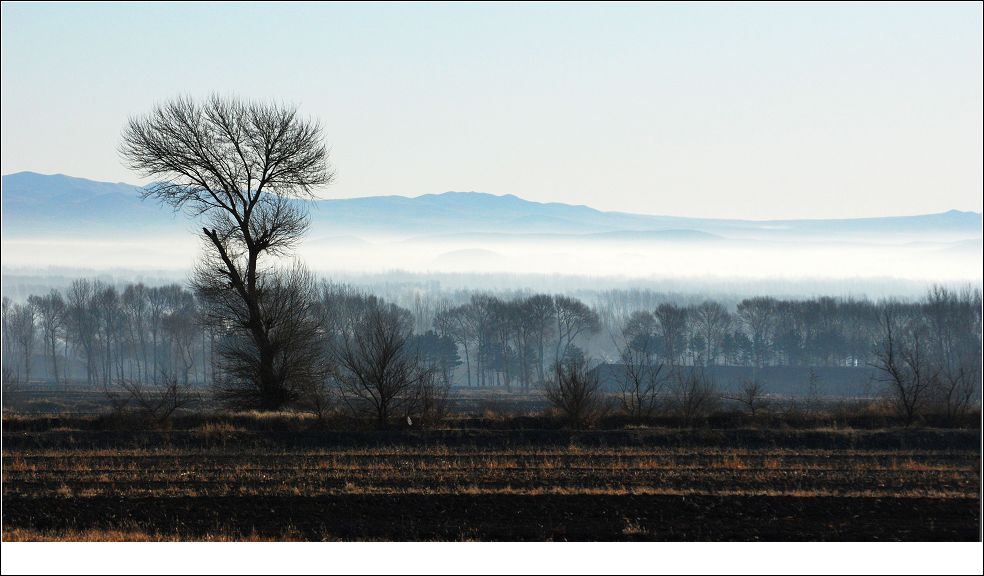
[3,426,980,540]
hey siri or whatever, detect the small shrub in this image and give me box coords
[542,357,607,428]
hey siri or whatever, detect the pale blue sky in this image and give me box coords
[2,2,981,218]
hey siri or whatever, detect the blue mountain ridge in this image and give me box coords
[2,172,981,243]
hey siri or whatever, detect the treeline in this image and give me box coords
[2,279,981,426]
[3,281,981,390]
[3,281,206,388]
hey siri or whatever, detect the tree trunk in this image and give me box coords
[50,336,59,385]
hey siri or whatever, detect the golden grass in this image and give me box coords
[2,527,307,542]
[193,421,246,436]
[4,445,978,500]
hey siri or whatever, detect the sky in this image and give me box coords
[1,2,981,219]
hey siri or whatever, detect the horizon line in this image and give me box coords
[3,169,982,223]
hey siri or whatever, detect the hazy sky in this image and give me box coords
[2,2,981,219]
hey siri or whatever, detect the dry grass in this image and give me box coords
[4,444,978,500]
[622,517,648,536]
[193,421,246,436]
[3,428,979,541]
[2,527,307,542]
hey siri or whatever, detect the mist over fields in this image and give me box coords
[2,171,981,298]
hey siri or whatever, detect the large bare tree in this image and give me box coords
[121,95,334,409]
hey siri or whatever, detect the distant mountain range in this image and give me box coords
[2,171,982,244]
[3,172,981,280]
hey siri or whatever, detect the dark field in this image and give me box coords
[2,410,981,541]
[4,494,977,541]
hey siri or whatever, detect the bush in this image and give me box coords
[543,357,607,428]
[670,367,718,426]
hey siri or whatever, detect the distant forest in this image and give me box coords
[4,279,980,399]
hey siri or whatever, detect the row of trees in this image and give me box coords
[871,287,982,424]
[606,285,981,424]
[431,294,599,391]
[550,285,982,427]
[2,282,206,389]
[3,279,980,426]
[4,283,980,388]
[233,277,459,426]
[0,277,460,427]
[622,287,981,367]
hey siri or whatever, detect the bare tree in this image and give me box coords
[146,286,170,383]
[522,294,556,384]
[121,95,333,409]
[120,283,150,384]
[614,311,665,418]
[64,286,92,384]
[335,300,430,428]
[724,379,767,416]
[871,307,938,426]
[204,262,330,410]
[407,368,452,428]
[92,284,121,386]
[117,375,198,427]
[618,359,664,419]
[7,303,37,383]
[543,357,606,428]
[296,375,336,423]
[28,291,66,384]
[160,290,200,386]
[554,296,600,364]
[737,297,779,368]
[432,302,467,385]
[654,303,689,366]
[691,301,731,366]
[924,285,981,421]
[934,362,979,422]
[670,367,718,426]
